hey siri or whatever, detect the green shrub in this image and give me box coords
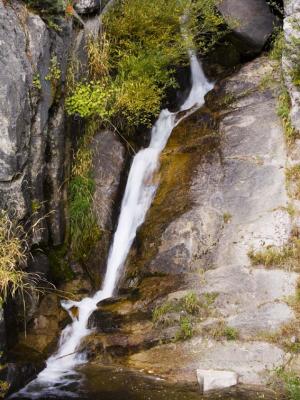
[66,0,227,130]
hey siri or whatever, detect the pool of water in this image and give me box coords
[10,364,277,400]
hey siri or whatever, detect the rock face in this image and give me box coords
[218,0,276,56]
[0,0,71,246]
[283,0,300,132]
[85,56,299,394]
[88,129,126,283]
[197,369,238,393]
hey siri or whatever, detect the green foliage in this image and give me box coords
[69,124,101,263]
[276,368,300,400]
[152,302,173,323]
[66,0,227,130]
[33,73,41,91]
[66,80,113,119]
[182,292,201,314]
[277,86,296,140]
[223,326,239,340]
[45,56,61,90]
[176,316,193,340]
[153,291,202,324]
[270,29,285,62]
[31,199,41,213]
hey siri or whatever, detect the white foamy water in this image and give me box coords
[12,53,213,399]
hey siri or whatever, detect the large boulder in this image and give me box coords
[218,0,276,56]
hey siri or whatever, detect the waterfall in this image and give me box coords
[11,54,213,399]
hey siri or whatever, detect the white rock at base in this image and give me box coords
[196,369,238,392]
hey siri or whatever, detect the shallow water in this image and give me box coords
[11,365,277,400]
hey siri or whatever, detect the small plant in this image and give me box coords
[277,86,297,141]
[0,380,9,398]
[31,199,41,213]
[203,292,219,306]
[275,368,300,400]
[248,237,300,272]
[45,56,61,89]
[87,33,110,80]
[223,212,232,224]
[32,73,41,90]
[152,301,173,324]
[269,29,285,62]
[286,164,300,198]
[223,326,239,340]
[175,316,193,341]
[182,292,200,314]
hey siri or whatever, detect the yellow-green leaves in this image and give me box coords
[66,0,226,130]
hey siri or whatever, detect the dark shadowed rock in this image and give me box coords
[218,0,276,56]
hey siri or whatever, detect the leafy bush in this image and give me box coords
[66,0,227,130]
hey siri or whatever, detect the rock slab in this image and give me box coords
[197,369,238,392]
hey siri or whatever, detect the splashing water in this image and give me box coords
[12,53,213,399]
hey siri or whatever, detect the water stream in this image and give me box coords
[12,53,213,399]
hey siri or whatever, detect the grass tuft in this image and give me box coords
[0,211,42,302]
[69,122,101,263]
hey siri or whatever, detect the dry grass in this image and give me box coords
[248,237,300,272]
[87,33,110,80]
[286,164,300,199]
[0,210,45,302]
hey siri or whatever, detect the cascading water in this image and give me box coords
[12,53,213,399]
